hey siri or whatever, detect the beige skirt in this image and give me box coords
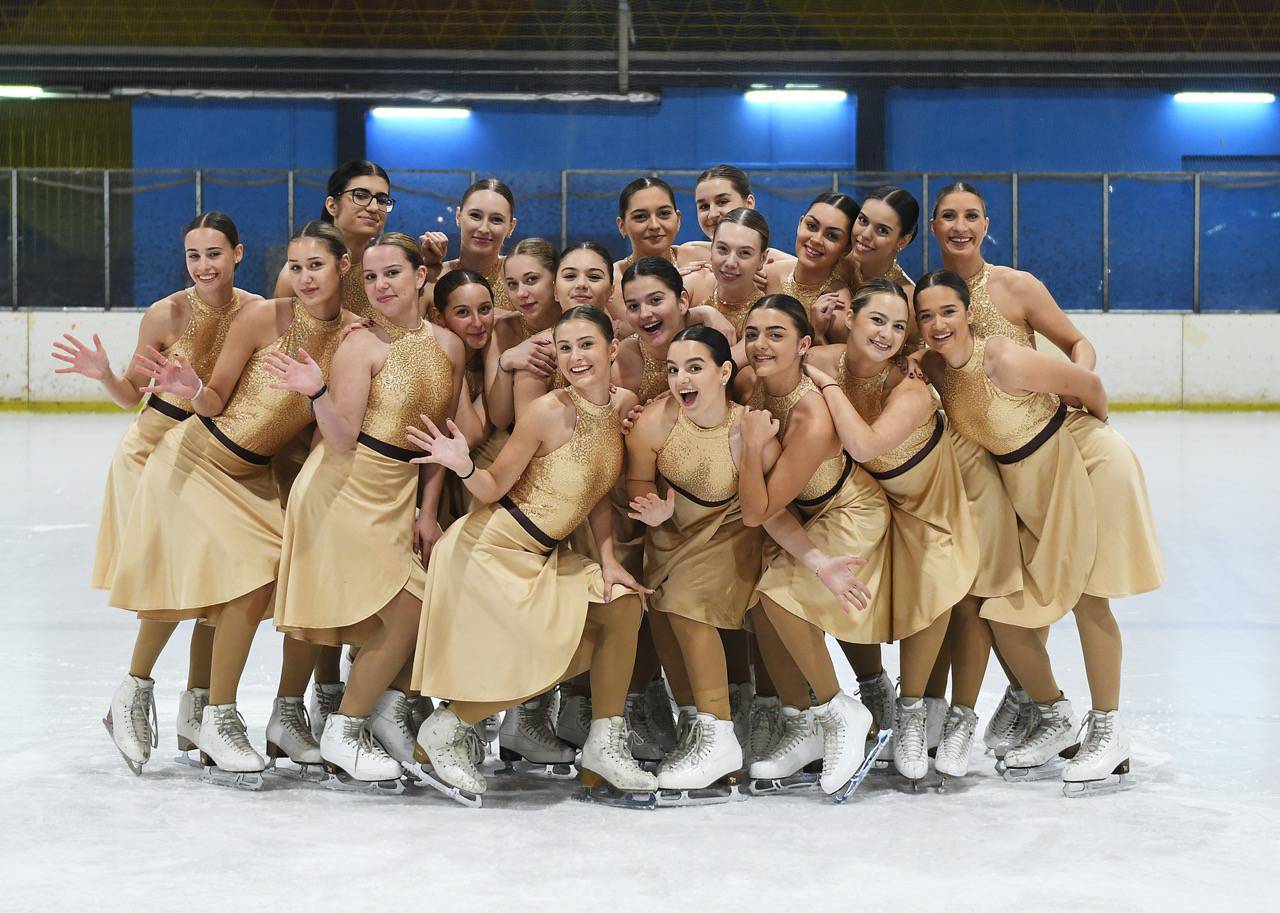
[411,502,629,704]
[1064,411,1165,597]
[91,405,183,590]
[877,431,980,639]
[755,462,893,644]
[108,418,283,620]
[270,430,313,506]
[274,441,426,647]
[645,490,763,629]
[950,428,1023,599]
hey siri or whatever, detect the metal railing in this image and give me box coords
[4,167,1279,312]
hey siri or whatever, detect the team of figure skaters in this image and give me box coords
[53,160,1165,807]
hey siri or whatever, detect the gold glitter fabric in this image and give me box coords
[851,258,911,290]
[212,301,344,457]
[656,404,740,505]
[482,258,514,312]
[967,264,1034,349]
[781,268,837,310]
[152,287,242,413]
[834,354,936,474]
[505,388,623,541]
[933,336,1061,458]
[710,286,760,336]
[749,375,847,503]
[340,266,376,320]
[361,322,455,450]
[634,340,669,403]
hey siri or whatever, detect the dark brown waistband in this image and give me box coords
[145,395,192,422]
[356,432,419,463]
[663,478,734,509]
[499,495,559,553]
[794,452,854,508]
[993,403,1068,465]
[198,415,271,465]
[867,412,944,481]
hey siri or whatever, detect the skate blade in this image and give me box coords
[574,784,658,809]
[747,771,819,795]
[1063,772,1135,798]
[656,779,748,807]
[173,750,204,769]
[402,761,484,807]
[199,767,265,791]
[320,771,407,796]
[1000,758,1068,782]
[102,713,145,776]
[496,751,577,780]
[832,728,892,804]
[263,758,326,783]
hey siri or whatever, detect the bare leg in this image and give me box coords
[667,613,730,720]
[129,620,177,679]
[899,609,952,700]
[758,596,839,704]
[208,584,272,705]
[1073,594,1122,711]
[340,588,421,716]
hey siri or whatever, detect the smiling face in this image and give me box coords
[848,291,909,363]
[184,227,241,293]
[623,274,689,350]
[456,189,515,260]
[286,237,347,303]
[361,244,425,321]
[711,222,766,290]
[795,202,853,271]
[930,191,989,260]
[555,247,613,310]
[618,186,681,256]
[695,177,754,239]
[439,282,494,352]
[914,284,972,356]
[851,198,908,269]
[326,174,391,245]
[504,253,557,323]
[554,318,616,390]
[666,338,731,413]
[744,307,810,380]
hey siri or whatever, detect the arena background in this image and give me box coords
[1,1,1278,405]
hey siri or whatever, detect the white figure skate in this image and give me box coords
[555,687,592,749]
[1062,709,1133,798]
[370,689,419,764]
[747,694,784,768]
[984,686,1033,756]
[748,706,822,795]
[656,714,747,806]
[103,674,157,776]
[624,691,667,763]
[497,691,576,778]
[264,696,324,781]
[407,706,485,807]
[308,682,345,741]
[198,703,266,790]
[728,682,755,761]
[924,696,948,756]
[577,717,659,809]
[893,698,930,786]
[934,704,979,782]
[814,691,884,801]
[319,713,406,794]
[999,697,1078,782]
[857,671,896,763]
[174,687,209,768]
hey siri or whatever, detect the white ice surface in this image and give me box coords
[2,411,1277,912]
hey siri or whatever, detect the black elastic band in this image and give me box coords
[356,432,418,463]
[867,412,944,481]
[499,495,559,552]
[145,395,193,422]
[199,415,271,465]
[794,452,854,508]
[663,477,734,509]
[993,403,1068,465]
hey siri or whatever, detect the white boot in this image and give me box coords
[813,691,874,794]
[103,674,157,775]
[320,713,404,783]
[984,686,1033,751]
[623,692,666,761]
[748,706,822,779]
[555,689,592,749]
[370,689,417,763]
[1063,709,1131,795]
[934,704,979,778]
[1003,697,1076,770]
[924,696,948,753]
[266,696,322,768]
[199,703,266,773]
[309,682,345,741]
[498,691,576,765]
[893,698,929,781]
[747,695,784,766]
[658,714,743,791]
[581,717,658,791]
[415,706,487,796]
[858,670,896,760]
[176,687,209,761]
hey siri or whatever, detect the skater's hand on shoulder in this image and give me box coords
[741,408,780,449]
[815,554,871,613]
[803,362,836,389]
[340,318,377,342]
[627,489,676,527]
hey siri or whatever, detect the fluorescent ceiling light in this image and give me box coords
[369,106,471,119]
[1173,92,1275,105]
[0,85,46,99]
[745,89,846,105]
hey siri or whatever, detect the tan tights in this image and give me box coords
[722,629,752,687]
[755,597,838,705]
[340,588,421,717]
[129,619,215,691]
[645,610,695,706]
[451,595,643,726]
[314,645,343,686]
[665,613,730,720]
[750,607,810,708]
[899,609,952,699]
[208,584,273,705]
[841,642,883,680]
[990,594,1121,711]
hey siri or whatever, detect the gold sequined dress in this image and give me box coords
[275,322,456,645]
[108,301,344,619]
[91,288,241,589]
[709,286,760,337]
[935,336,1163,627]
[340,265,375,321]
[751,377,892,644]
[645,404,764,628]
[411,388,630,703]
[837,356,978,637]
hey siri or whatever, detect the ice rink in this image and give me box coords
[2,410,1277,913]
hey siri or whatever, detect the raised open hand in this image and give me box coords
[134,345,200,398]
[627,488,676,527]
[263,348,324,397]
[406,415,474,475]
[51,333,111,380]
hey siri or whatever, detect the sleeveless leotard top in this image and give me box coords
[967,264,1034,349]
[360,322,455,453]
[656,403,741,506]
[835,354,937,475]
[153,287,242,414]
[750,376,849,505]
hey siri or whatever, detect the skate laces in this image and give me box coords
[766,712,815,761]
[524,694,560,744]
[341,716,383,763]
[131,685,158,750]
[897,703,927,757]
[939,708,975,761]
[281,699,316,745]
[988,689,1022,739]
[1022,705,1068,750]
[215,707,255,753]
[1074,713,1113,761]
[749,701,781,755]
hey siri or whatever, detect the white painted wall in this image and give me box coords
[3,308,1278,406]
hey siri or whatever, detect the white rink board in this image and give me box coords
[6,308,1279,406]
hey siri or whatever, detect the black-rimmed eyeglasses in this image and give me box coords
[338,188,395,212]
